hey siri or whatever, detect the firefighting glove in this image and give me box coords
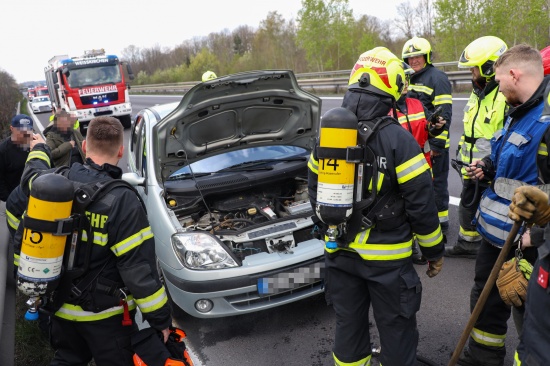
[496,258,532,307]
[426,257,444,278]
[509,186,550,226]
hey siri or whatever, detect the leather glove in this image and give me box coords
[509,186,550,225]
[426,257,444,278]
[496,258,531,307]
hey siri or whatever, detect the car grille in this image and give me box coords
[224,280,323,309]
[39,106,51,112]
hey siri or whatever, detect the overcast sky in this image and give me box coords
[2,0,416,83]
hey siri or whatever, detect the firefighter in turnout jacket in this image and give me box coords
[402,37,453,237]
[446,36,509,258]
[396,61,446,265]
[15,117,172,366]
[308,47,445,366]
[459,45,550,366]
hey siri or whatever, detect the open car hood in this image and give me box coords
[154,70,322,181]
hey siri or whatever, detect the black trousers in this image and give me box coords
[517,254,550,365]
[431,149,450,233]
[325,252,421,366]
[49,313,138,366]
[468,239,537,363]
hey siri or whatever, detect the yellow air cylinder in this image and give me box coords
[17,173,74,297]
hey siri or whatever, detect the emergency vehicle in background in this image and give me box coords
[27,87,36,100]
[34,85,49,98]
[44,49,134,133]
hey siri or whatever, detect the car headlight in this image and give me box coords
[171,232,238,270]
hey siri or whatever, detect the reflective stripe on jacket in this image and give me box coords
[16,144,171,328]
[458,83,507,179]
[476,102,548,247]
[395,97,432,167]
[407,64,453,150]
[308,111,444,262]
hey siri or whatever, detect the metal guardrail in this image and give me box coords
[129,63,471,95]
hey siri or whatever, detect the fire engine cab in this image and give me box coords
[44,49,134,133]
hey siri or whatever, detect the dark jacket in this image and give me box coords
[407,64,453,152]
[0,137,29,201]
[15,144,171,330]
[308,90,444,262]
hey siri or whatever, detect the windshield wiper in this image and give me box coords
[166,172,212,181]
[216,157,306,172]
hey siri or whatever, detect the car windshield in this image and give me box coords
[35,97,49,102]
[168,146,308,179]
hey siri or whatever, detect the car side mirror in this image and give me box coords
[122,172,145,187]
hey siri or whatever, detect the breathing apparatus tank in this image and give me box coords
[17,173,74,319]
[315,107,358,249]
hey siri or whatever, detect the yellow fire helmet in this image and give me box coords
[201,70,217,82]
[348,47,405,101]
[458,36,508,78]
[402,36,432,64]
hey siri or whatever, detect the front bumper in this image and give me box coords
[162,240,325,318]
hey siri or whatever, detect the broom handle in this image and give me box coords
[448,220,522,366]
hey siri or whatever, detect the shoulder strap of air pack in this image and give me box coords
[343,116,399,242]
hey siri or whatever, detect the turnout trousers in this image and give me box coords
[457,179,487,251]
[516,254,550,365]
[49,312,138,366]
[468,239,537,365]
[325,252,422,366]
[432,149,450,234]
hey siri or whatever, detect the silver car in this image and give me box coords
[124,70,325,318]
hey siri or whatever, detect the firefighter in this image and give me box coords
[402,37,453,240]
[446,36,509,258]
[201,70,217,82]
[395,61,446,265]
[16,116,172,366]
[308,47,445,366]
[508,185,550,366]
[459,45,550,366]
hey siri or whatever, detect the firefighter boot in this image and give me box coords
[445,238,479,259]
[412,239,427,265]
[455,346,505,366]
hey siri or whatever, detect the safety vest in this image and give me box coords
[395,98,432,167]
[457,86,507,178]
[476,103,548,247]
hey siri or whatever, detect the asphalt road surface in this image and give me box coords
[27,94,520,366]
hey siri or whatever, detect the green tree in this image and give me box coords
[297,0,330,71]
[0,69,21,139]
[188,48,220,81]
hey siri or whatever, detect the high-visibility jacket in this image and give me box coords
[15,144,171,329]
[476,78,550,247]
[395,96,432,167]
[457,81,508,179]
[308,91,444,262]
[407,64,453,151]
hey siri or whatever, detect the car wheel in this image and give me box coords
[118,114,132,129]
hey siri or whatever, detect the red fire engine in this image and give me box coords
[44,49,134,133]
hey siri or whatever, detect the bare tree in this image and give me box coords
[393,1,416,39]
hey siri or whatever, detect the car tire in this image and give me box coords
[118,114,132,129]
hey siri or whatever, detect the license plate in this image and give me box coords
[95,107,110,112]
[257,262,324,296]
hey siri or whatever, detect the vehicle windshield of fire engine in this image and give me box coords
[68,65,122,88]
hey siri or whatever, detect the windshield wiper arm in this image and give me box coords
[217,157,306,172]
[166,172,212,181]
